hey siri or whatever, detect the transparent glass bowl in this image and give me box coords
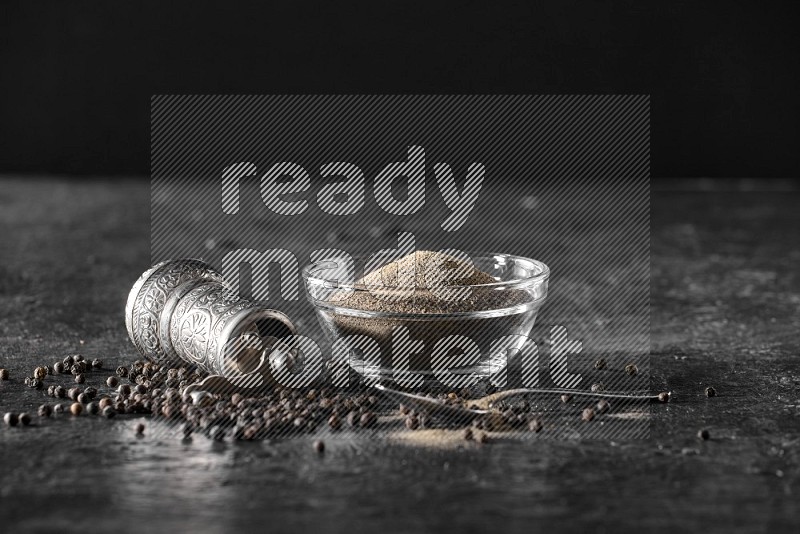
[302,252,549,388]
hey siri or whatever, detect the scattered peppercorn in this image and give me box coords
[360,411,377,428]
[19,413,31,426]
[38,404,52,417]
[658,391,670,403]
[102,407,116,419]
[590,383,604,393]
[528,418,543,432]
[53,403,65,414]
[33,366,47,380]
[84,387,97,399]
[625,363,638,376]
[99,398,113,410]
[70,403,83,416]
[87,402,100,415]
[0,368,9,380]
[346,410,359,427]
[25,377,43,389]
[313,440,325,453]
[135,423,145,435]
[4,413,19,426]
[477,432,488,444]
[75,373,85,384]
[405,415,419,430]
[62,355,75,367]
[211,426,226,441]
[582,408,595,422]
[54,385,66,398]
[594,358,607,370]
[116,366,128,378]
[463,427,474,441]
[596,399,610,414]
[106,376,119,387]
[697,428,710,440]
[91,358,103,369]
[328,414,341,430]
[53,362,65,374]
[705,386,716,398]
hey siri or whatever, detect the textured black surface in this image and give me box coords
[1,177,799,532]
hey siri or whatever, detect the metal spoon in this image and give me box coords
[373,384,670,423]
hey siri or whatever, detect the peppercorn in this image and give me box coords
[47,385,56,397]
[77,393,90,405]
[134,384,147,395]
[54,385,66,398]
[0,368,9,380]
[596,399,610,414]
[19,413,31,426]
[463,428,474,441]
[53,403,65,414]
[74,355,84,363]
[75,373,85,384]
[590,383,604,393]
[697,428,710,440]
[313,440,325,453]
[211,426,226,441]
[70,403,83,416]
[33,366,47,380]
[106,376,118,387]
[405,415,419,430]
[328,414,341,430]
[477,432,488,444]
[25,377,43,389]
[658,391,670,403]
[91,358,103,369]
[560,394,572,404]
[84,386,97,399]
[398,403,410,415]
[38,404,52,417]
[62,355,75,367]
[116,366,128,378]
[528,418,543,432]
[346,410,359,427]
[135,423,145,435]
[625,363,638,376]
[99,398,113,410]
[705,386,716,398]
[102,406,116,419]
[86,402,100,415]
[594,358,607,370]
[582,408,595,422]
[118,384,131,397]
[360,411,377,428]
[53,362,65,374]
[3,413,18,426]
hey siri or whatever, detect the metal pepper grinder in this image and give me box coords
[125,259,297,395]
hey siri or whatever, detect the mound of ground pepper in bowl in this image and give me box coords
[304,250,549,388]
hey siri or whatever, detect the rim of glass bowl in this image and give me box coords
[301,252,550,319]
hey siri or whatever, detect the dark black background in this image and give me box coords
[1,0,798,178]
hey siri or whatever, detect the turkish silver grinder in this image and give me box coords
[125,258,297,394]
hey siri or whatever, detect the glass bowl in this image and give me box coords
[302,252,549,389]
